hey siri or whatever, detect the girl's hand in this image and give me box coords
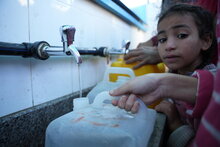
[124,47,161,69]
[110,73,197,105]
[110,74,163,105]
[155,100,183,132]
[111,94,140,113]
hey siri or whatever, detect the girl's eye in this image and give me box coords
[177,33,188,39]
[158,38,167,43]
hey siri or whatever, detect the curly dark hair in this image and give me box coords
[158,4,217,69]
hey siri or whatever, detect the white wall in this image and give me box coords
[0,0,161,117]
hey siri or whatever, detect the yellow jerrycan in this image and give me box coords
[109,57,165,109]
[109,58,165,82]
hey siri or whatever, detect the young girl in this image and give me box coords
[110,4,217,146]
[156,3,217,131]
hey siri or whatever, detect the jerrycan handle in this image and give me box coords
[157,63,166,73]
[92,91,120,107]
[103,67,135,82]
[92,91,151,115]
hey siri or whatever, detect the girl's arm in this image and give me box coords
[110,73,198,106]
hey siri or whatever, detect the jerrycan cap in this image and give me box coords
[73,97,89,110]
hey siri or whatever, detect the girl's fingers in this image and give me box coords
[125,57,140,64]
[111,99,118,106]
[111,94,140,113]
[118,95,128,109]
[155,100,171,113]
[109,82,131,96]
[124,50,141,60]
[125,94,137,111]
[131,101,140,113]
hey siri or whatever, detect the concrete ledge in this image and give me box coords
[0,87,93,147]
[148,113,167,147]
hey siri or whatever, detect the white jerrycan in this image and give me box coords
[45,91,156,147]
[87,67,135,104]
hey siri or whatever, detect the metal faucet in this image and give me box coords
[60,25,82,64]
[121,40,130,54]
[39,25,82,64]
[105,40,130,55]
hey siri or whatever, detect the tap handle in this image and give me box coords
[122,40,130,54]
[122,40,130,50]
[65,27,76,46]
[60,25,76,46]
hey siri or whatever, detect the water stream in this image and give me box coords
[77,64,82,97]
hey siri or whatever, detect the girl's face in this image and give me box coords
[157,14,209,74]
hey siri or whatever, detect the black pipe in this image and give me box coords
[0,41,49,60]
[0,41,107,59]
[78,47,107,57]
[0,42,30,56]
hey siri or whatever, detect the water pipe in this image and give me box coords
[0,41,50,60]
[0,26,130,62]
[0,25,83,64]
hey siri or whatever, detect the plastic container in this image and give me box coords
[45,91,156,147]
[109,58,165,82]
[73,97,89,110]
[87,66,135,104]
[109,58,165,108]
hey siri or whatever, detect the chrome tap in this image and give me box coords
[37,25,82,63]
[105,40,130,55]
[60,25,82,64]
[68,44,82,64]
[121,40,130,54]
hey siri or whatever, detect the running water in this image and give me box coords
[77,64,82,97]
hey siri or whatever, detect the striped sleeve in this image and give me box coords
[192,0,220,146]
[193,68,220,146]
[184,70,215,118]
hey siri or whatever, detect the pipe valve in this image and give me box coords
[60,25,82,64]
